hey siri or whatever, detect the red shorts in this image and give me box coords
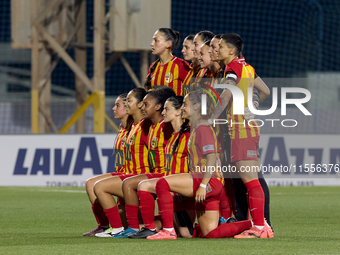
[110,172,121,177]
[230,135,259,162]
[145,173,164,179]
[118,173,138,181]
[192,174,223,211]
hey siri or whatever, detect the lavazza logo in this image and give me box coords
[201,84,312,128]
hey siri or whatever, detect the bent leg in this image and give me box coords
[93,176,124,230]
[86,173,114,203]
[197,210,219,237]
[205,220,252,238]
[156,174,193,229]
[122,175,148,229]
[137,178,159,230]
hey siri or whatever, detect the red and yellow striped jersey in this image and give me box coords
[148,120,173,174]
[193,68,221,90]
[164,127,190,176]
[114,120,133,173]
[224,58,260,139]
[182,63,201,96]
[124,118,152,174]
[148,56,190,96]
[187,124,223,183]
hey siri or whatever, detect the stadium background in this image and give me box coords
[1,2,340,253]
[1,0,340,134]
[0,0,339,187]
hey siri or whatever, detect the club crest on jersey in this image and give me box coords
[151,137,158,149]
[165,72,173,83]
[187,137,192,150]
[121,137,127,148]
[129,135,136,146]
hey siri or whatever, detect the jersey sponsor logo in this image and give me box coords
[165,72,173,83]
[203,145,215,152]
[182,85,191,96]
[151,74,155,81]
[115,149,124,167]
[151,137,158,149]
[149,150,157,168]
[247,150,257,158]
[165,154,172,172]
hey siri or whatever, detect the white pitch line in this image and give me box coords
[37,189,86,194]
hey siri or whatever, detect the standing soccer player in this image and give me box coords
[145,28,190,96]
[214,33,273,229]
[214,33,273,238]
[93,88,152,237]
[192,31,215,84]
[83,93,132,236]
[182,34,201,96]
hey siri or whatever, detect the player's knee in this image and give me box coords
[137,181,146,191]
[122,178,132,194]
[85,178,95,193]
[156,177,170,193]
[93,180,103,197]
[138,180,151,192]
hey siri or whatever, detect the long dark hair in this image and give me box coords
[166,96,189,154]
[144,28,181,90]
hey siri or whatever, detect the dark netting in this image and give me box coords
[1,0,340,133]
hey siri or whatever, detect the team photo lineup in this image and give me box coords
[83,28,274,240]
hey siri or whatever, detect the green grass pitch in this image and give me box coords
[1,186,340,255]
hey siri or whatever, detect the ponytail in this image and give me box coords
[172,119,189,154]
[144,58,160,91]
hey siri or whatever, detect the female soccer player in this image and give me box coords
[93,88,152,237]
[83,93,132,236]
[128,96,192,239]
[147,90,254,240]
[193,31,215,81]
[144,28,190,96]
[198,40,222,84]
[112,87,176,238]
[182,34,201,96]
[214,33,272,238]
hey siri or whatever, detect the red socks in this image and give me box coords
[125,204,139,229]
[205,220,252,238]
[103,206,123,228]
[92,203,109,227]
[155,177,174,229]
[245,179,265,226]
[219,188,232,219]
[138,190,156,229]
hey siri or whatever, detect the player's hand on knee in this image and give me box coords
[195,187,206,203]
